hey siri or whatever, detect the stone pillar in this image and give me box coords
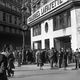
[31,28,33,49]
[50,38,54,49]
[75,8,80,49]
[42,39,45,49]
[71,8,78,51]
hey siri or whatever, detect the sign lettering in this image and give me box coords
[27,0,68,24]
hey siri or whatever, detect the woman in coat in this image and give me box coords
[37,50,44,70]
[7,52,15,77]
[0,53,8,80]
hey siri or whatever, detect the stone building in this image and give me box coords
[0,0,31,50]
[27,0,80,51]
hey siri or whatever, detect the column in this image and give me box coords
[50,38,54,49]
[42,39,45,49]
[71,8,77,51]
[31,28,33,49]
[75,8,80,48]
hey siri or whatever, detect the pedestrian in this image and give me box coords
[59,48,64,68]
[27,49,33,64]
[74,48,79,69]
[68,48,72,64]
[7,51,15,77]
[63,49,68,70]
[37,49,44,70]
[53,48,58,67]
[36,50,40,66]
[78,48,80,68]
[45,48,50,63]
[48,47,54,69]
[17,50,22,67]
[0,49,8,80]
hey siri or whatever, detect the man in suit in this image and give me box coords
[74,49,80,69]
[59,48,64,68]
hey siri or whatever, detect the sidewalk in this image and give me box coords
[14,62,76,71]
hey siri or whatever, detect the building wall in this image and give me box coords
[31,17,71,50]
[0,0,25,49]
[29,0,80,51]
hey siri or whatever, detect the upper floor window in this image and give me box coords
[12,5,16,11]
[15,16,17,24]
[3,12,6,21]
[53,9,71,31]
[18,17,21,25]
[9,15,12,23]
[33,23,41,36]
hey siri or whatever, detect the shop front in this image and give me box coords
[28,0,80,51]
[54,36,71,51]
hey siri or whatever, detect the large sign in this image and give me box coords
[27,0,68,24]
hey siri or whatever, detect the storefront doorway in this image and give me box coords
[33,41,41,49]
[54,36,71,51]
[45,39,50,49]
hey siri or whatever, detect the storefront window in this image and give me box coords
[53,9,71,31]
[33,23,41,36]
[33,40,41,49]
[14,16,17,24]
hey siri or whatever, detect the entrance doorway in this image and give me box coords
[33,41,41,49]
[54,36,71,51]
[45,39,50,49]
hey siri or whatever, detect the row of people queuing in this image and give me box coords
[5,46,80,71]
[13,47,80,70]
[14,49,35,66]
[35,48,80,70]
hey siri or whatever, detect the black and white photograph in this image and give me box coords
[0,0,80,80]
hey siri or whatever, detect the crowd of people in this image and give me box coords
[35,48,80,70]
[0,46,15,80]
[0,44,80,80]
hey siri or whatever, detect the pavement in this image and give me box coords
[9,63,80,80]
[14,62,75,71]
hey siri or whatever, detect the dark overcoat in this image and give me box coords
[0,54,8,80]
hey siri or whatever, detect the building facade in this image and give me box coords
[28,0,80,51]
[0,0,31,50]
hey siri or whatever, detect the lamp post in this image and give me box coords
[21,5,28,64]
[22,25,28,64]
[21,0,31,64]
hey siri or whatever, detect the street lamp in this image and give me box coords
[21,5,28,64]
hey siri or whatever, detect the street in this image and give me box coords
[9,63,80,80]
